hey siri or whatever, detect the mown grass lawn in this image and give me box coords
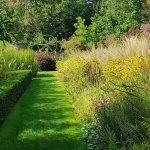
[0,72,86,150]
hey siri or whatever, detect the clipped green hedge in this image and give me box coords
[0,70,33,124]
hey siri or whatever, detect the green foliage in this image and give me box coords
[0,1,15,43]
[95,87,150,149]
[61,36,88,56]
[44,0,91,40]
[1,0,149,50]
[1,0,92,50]
[75,0,148,47]
[81,123,99,150]
[130,142,150,150]
[141,0,150,22]
[30,34,59,52]
[75,17,100,48]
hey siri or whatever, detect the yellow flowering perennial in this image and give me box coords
[102,55,149,80]
[58,57,87,77]
[58,55,149,86]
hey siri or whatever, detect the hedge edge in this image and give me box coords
[0,71,34,125]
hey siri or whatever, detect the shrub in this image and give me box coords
[60,36,89,58]
[61,36,82,51]
[35,52,56,71]
[81,123,99,150]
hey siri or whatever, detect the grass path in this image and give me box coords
[0,72,86,150]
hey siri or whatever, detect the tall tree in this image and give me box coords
[1,0,92,50]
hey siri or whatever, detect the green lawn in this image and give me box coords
[0,72,86,150]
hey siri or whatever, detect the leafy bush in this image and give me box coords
[35,52,56,71]
[81,123,99,150]
[58,37,150,150]
[61,36,88,56]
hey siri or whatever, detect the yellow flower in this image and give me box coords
[102,55,149,80]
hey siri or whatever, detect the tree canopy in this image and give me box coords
[1,0,150,50]
[0,0,92,49]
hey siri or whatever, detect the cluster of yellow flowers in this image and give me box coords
[102,55,149,80]
[58,55,149,85]
[58,57,87,77]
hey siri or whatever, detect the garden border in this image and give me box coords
[0,71,34,125]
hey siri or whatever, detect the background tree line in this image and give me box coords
[0,0,150,50]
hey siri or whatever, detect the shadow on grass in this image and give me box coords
[0,72,85,150]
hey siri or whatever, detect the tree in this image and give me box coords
[1,0,92,50]
[75,0,148,47]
